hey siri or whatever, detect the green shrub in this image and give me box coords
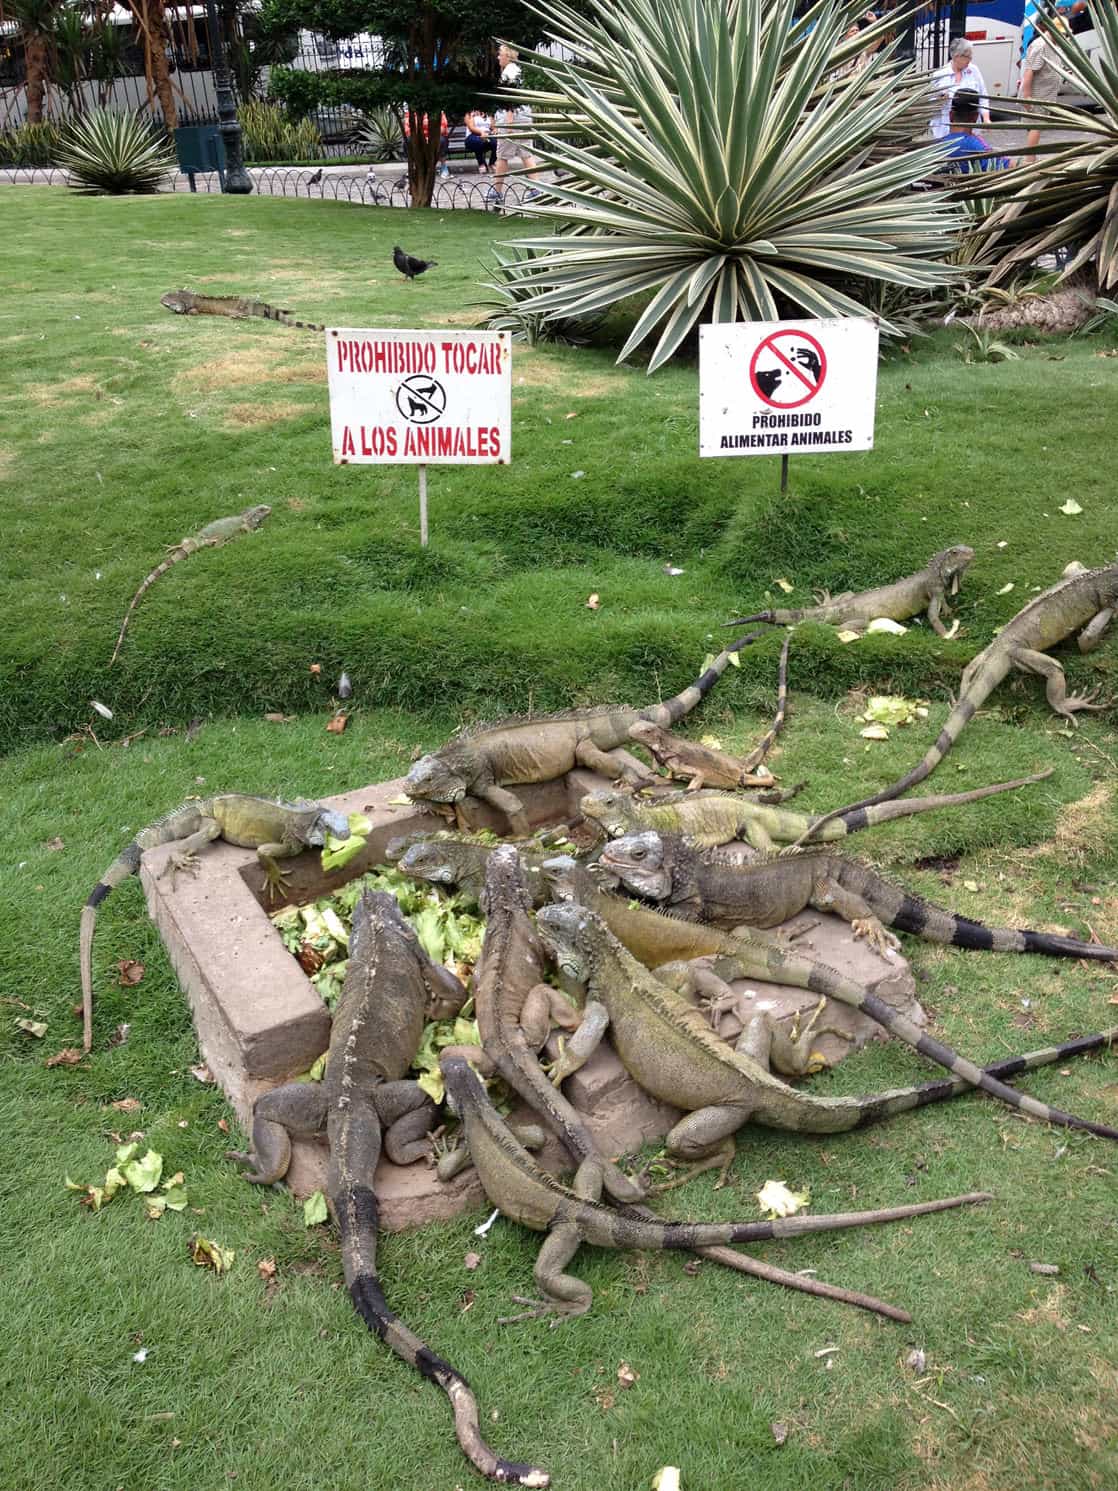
[356,106,402,163]
[238,100,324,162]
[0,122,62,167]
[55,110,175,194]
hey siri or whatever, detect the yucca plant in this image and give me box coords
[497,0,963,370]
[55,108,175,193]
[0,120,61,166]
[357,107,402,164]
[966,7,1118,289]
[476,245,606,345]
[238,100,323,162]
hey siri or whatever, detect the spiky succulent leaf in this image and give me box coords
[56,108,175,195]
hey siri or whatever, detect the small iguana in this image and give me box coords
[160,290,325,329]
[228,892,547,1488]
[580,766,1052,853]
[598,830,1118,965]
[403,641,748,837]
[109,504,271,664]
[801,559,1118,841]
[534,901,1118,1159]
[80,793,349,1052]
[440,1051,991,1320]
[726,545,976,638]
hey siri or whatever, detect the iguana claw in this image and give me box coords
[263,862,291,904]
[851,917,900,956]
[159,849,200,888]
[1059,689,1107,718]
[498,1296,585,1327]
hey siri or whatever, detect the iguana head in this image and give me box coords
[405,752,468,804]
[160,290,193,314]
[289,801,350,847]
[931,545,975,596]
[535,902,595,981]
[541,854,619,901]
[245,504,271,528]
[397,839,464,886]
[598,831,671,902]
[580,788,638,838]
[439,1050,487,1117]
[479,843,532,917]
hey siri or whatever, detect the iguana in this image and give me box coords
[228,891,547,1488]
[800,559,1118,842]
[109,505,271,664]
[534,901,1118,1160]
[440,1051,992,1320]
[403,641,748,837]
[597,831,1118,966]
[628,631,794,789]
[80,793,349,1052]
[160,290,325,329]
[580,766,1052,853]
[725,545,975,638]
[391,832,557,907]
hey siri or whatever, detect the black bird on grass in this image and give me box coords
[393,245,437,280]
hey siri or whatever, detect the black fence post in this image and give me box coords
[204,0,252,193]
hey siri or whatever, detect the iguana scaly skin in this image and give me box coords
[392,832,556,907]
[801,560,1118,842]
[440,1052,992,1319]
[403,642,748,837]
[580,766,1052,853]
[109,505,271,665]
[727,546,975,638]
[228,892,547,1488]
[160,290,325,330]
[599,831,1118,967]
[534,901,1118,1153]
[80,793,349,1052]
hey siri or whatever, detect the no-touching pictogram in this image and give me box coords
[396,374,446,424]
[748,329,827,409]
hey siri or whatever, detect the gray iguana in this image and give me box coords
[598,830,1118,965]
[439,1051,991,1320]
[800,559,1118,842]
[109,505,271,664]
[160,290,325,329]
[726,545,975,638]
[228,891,548,1488]
[403,642,748,837]
[534,901,1118,1161]
[80,793,349,1052]
[580,766,1051,853]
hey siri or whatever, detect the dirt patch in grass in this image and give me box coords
[172,345,292,393]
[220,401,315,429]
[28,374,100,406]
[271,363,326,385]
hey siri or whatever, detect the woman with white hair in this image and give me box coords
[930,38,990,140]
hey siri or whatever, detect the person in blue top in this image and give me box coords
[942,89,1011,173]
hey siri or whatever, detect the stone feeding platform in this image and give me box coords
[139,769,924,1229]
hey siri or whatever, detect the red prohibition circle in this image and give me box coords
[748,329,827,410]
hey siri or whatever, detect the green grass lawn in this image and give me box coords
[3,189,1118,1491]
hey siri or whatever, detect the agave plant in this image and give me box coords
[476,245,606,345]
[968,7,1118,288]
[357,107,403,164]
[497,0,963,370]
[55,108,175,193]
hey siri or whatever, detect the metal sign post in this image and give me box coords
[418,464,428,547]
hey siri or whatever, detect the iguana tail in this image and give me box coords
[335,1131,549,1487]
[109,554,186,665]
[639,631,762,729]
[807,767,1054,841]
[738,630,791,774]
[256,303,325,331]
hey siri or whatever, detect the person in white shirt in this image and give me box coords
[930,38,990,140]
[491,43,542,206]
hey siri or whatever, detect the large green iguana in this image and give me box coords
[725,545,975,638]
[598,830,1118,967]
[402,642,748,837]
[580,767,1052,853]
[228,891,548,1488]
[439,1051,992,1320]
[799,560,1118,843]
[109,505,271,664]
[534,901,1118,1163]
[80,793,349,1052]
[160,290,325,329]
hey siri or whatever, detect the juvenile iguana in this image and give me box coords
[534,901,1118,1157]
[726,546,976,638]
[801,559,1118,841]
[228,892,547,1488]
[598,830,1118,965]
[440,1051,992,1320]
[580,767,1052,853]
[80,793,349,1052]
[403,642,749,837]
[160,290,325,329]
[109,504,271,664]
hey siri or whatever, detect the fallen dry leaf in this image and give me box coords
[586,593,600,610]
[325,712,348,734]
[771,1421,789,1446]
[464,1251,481,1271]
[107,1023,131,1048]
[617,1362,639,1388]
[46,1048,83,1068]
[111,1097,142,1113]
[257,1258,277,1280]
[309,662,322,675]
[16,1019,47,1038]
[44,836,65,851]
[263,712,295,724]
[189,1063,214,1084]
[116,959,144,987]
[217,1118,229,1133]
[905,1348,927,1372]
[460,1289,476,1312]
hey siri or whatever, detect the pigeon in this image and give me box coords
[393,245,437,280]
[306,168,323,185]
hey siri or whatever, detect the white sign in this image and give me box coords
[699,318,878,458]
[326,328,511,465]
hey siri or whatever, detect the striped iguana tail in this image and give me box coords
[336,1158,549,1486]
[738,630,791,775]
[638,629,764,729]
[160,290,325,330]
[809,767,1053,840]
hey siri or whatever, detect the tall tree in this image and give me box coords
[259,0,541,205]
[4,0,59,122]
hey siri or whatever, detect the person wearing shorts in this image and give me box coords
[491,44,541,205]
[1019,33,1064,161]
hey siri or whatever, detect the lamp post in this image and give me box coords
[204,0,252,193]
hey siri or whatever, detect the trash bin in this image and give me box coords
[174,125,227,191]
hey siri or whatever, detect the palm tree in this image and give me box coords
[4,0,60,123]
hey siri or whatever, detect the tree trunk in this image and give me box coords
[407,122,441,208]
[138,0,177,129]
[24,30,50,123]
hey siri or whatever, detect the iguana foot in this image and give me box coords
[428,1125,474,1182]
[1057,690,1107,719]
[851,917,900,956]
[777,843,805,857]
[263,863,291,904]
[545,1037,578,1087]
[159,849,200,887]
[498,1295,588,1327]
[647,1139,736,1194]
[224,1149,278,1185]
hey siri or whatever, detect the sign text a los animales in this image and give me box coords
[327,328,511,465]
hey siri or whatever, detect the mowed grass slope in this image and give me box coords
[2,191,1118,1491]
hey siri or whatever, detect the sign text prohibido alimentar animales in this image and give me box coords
[327,328,511,465]
[699,318,878,458]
